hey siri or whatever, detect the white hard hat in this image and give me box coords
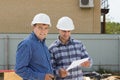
[56,16,75,30]
[31,13,51,27]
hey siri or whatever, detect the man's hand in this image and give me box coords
[59,68,68,78]
[81,60,90,67]
[45,74,54,80]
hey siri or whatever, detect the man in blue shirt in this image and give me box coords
[15,13,54,80]
[49,16,92,80]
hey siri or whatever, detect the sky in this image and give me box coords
[106,0,120,23]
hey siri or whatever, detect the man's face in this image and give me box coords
[59,29,71,43]
[33,23,49,40]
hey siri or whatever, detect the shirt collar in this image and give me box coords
[56,36,73,46]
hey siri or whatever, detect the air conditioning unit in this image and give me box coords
[79,0,94,8]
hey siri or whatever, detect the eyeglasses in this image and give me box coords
[35,24,49,31]
[37,26,49,31]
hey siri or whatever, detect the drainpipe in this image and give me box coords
[4,35,9,69]
[118,36,120,73]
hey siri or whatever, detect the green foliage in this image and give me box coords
[97,67,112,74]
[106,22,120,34]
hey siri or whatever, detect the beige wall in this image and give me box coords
[0,0,100,33]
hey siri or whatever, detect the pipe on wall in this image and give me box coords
[4,35,9,69]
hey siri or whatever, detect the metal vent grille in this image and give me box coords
[81,0,89,5]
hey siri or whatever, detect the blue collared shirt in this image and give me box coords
[49,36,92,80]
[15,32,53,80]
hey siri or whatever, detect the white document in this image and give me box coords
[66,58,89,71]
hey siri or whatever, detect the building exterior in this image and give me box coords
[0,0,120,73]
[0,0,100,33]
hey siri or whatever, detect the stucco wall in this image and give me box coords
[0,0,100,33]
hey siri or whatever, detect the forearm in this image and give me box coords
[15,67,45,80]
